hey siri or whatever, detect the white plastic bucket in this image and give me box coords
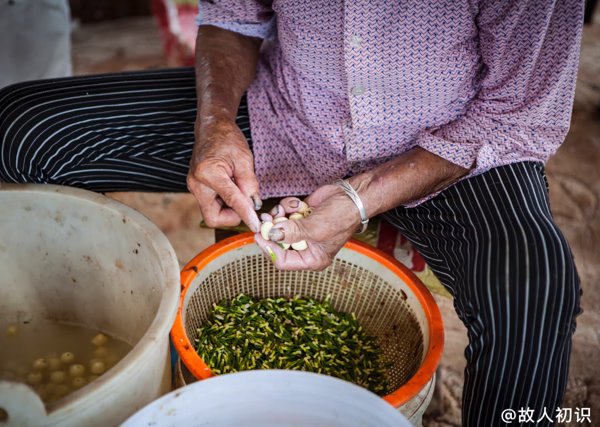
[0,183,181,427]
[122,370,413,427]
[173,359,435,426]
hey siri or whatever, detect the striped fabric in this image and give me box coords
[385,161,582,426]
[0,68,253,192]
[0,71,581,426]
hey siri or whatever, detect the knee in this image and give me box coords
[463,225,582,346]
[528,226,582,326]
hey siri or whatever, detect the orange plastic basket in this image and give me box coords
[171,233,444,408]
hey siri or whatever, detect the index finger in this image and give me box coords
[206,173,261,233]
[196,185,244,227]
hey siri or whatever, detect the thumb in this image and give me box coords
[304,183,339,208]
[268,217,313,244]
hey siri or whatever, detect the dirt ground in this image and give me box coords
[70,14,600,426]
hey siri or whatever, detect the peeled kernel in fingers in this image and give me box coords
[298,201,309,214]
[260,221,274,240]
[289,213,304,221]
[272,217,288,224]
[60,352,75,364]
[50,370,67,384]
[281,243,290,250]
[32,358,48,371]
[93,346,108,358]
[5,325,18,336]
[48,357,62,371]
[291,240,308,251]
[90,359,106,375]
[260,213,273,223]
[69,364,85,378]
[27,371,43,385]
[91,333,108,347]
[72,377,86,389]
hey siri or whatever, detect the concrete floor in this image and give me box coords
[71,15,600,426]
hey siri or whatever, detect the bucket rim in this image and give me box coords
[123,369,412,426]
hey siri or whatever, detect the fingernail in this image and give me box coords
[252,195,263,211]
[268,228,285,242]
[289,199,300,208]
[268,205,280,216]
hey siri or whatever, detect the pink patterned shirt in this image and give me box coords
[196,0,583,204]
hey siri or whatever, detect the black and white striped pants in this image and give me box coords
[0,68,581,426]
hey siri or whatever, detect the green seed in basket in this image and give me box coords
[195,294,393,396]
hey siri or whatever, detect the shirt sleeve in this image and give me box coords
[196,0,275,40]
[414,0,583,174]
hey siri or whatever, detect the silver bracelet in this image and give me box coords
[332,179,369,234]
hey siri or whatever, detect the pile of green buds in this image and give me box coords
[195,294,392,396]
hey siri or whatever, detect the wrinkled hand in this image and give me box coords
[254,184,363,271]
[187,119,261,233]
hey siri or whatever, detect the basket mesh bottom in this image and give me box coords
[184,254,424,392]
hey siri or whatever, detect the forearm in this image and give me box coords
[195,25,262,127]
[349,147,471,218]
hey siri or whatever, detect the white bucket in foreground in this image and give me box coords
[173,358,435,426]
[122,370,413,427]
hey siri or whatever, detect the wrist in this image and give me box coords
[195,113,238,140]
[331,180,369,233]
[346,172,382,219]
[196,109,236,128]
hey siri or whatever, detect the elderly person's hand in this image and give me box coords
[187,119,262,233]
[254,147,471,271]
[253,180,366,271]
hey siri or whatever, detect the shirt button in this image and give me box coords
[351,85,365,96]
[350,35,362,48]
